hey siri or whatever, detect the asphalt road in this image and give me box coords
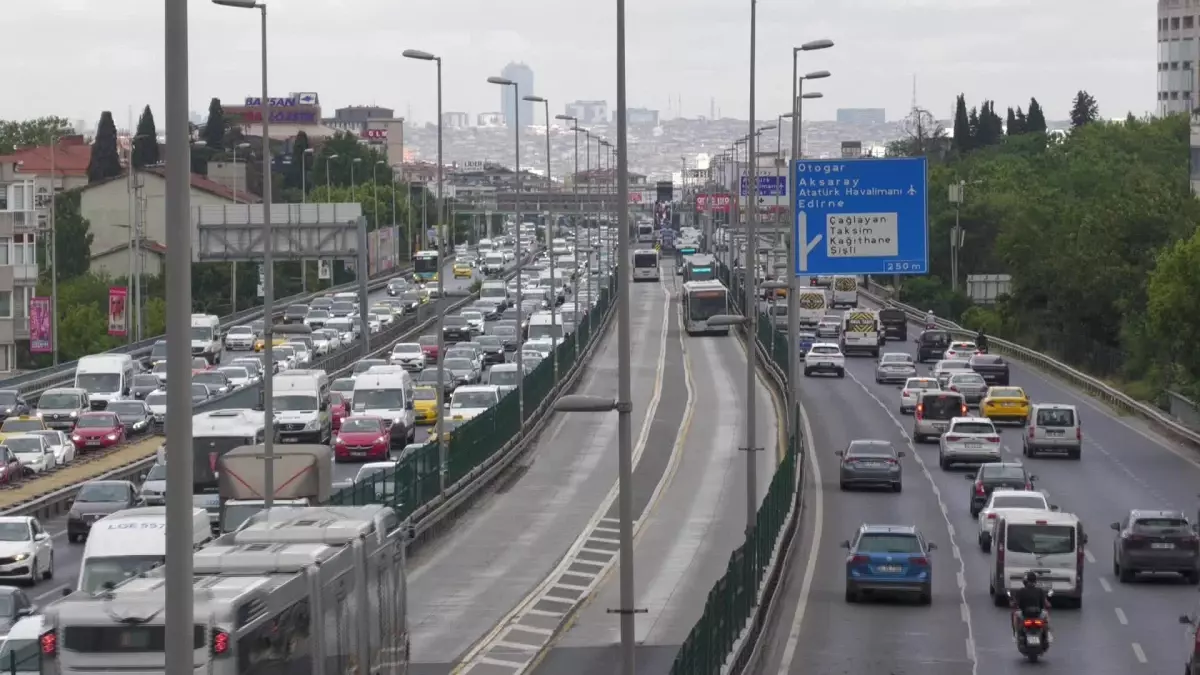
[403,271,670,674]
[753,299,1200,675]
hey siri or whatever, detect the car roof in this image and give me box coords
[1032,403,1077,411]
[859,524,918,535]
[950,416,992,424]
[1130,509,1187,520]
[989,488,1044,499]
[810,342,840,348]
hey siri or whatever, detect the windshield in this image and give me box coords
[274,395,319,412]
[146,392,167,406]
[76,415,117,429]
[444,358,473,371]
[856,534,923,554]
[353,361,385,375]
[393,344,421,354]
[76,373,121,394]
[331,379,355,392]
[413,388,436,401]
[811,346,840,355]
[228,326,252,335]
[192,372,225,386]
[938,361,971,372]
[0,523,29,542]
[634,253,658,267]
[107,403,145,416]
[444,317,467,327]
[905,379,939,390]
[488,369,519,386]
[401,293,421,302]
[528,324,563,339]
[340,418,383,433]
[219,368,248,380]
[950,422,995,435]
[145,464,167,481]
[132,375,158,388]
[308,309,330,318]
[493,327,517,338]
[688,292,726,321]
[190,327,214,341]
[331,302,354,313]
[881,354,913,364]
[950,374,986,386]
[79,556,164,594]
[982,466,1028,481]
[150,343,168,359]
[76,483,126,502]
[354,389,406,410]
[1005,524,1075,555]
[477,337,502,348]
[0,393,16,407]
[453,391,497,408]
[989,387,1023,398]
[419,335,437,346]
[221,504,265,534]
[38,392,80,409]
[992,494,1046,510]
[192,385,209,400]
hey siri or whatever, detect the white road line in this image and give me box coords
[1115,607,1128,625]
[1084,549,1095,564]
[1098,577,1112,593]
[34,584,68,602]
[1131,642,1147,663]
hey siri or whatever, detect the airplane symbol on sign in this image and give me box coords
[908,185,917,196]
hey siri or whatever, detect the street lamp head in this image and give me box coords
[376,159,386,165]
[211,0,259,8]
[707,314,748,328]
[523,95,546,103]
[804,70,832,80]
[802,92,825,99]
[191,140,207,147]
[553,394,617,413]
[758,124,777,132]
[402,49,437,61]
[328,154,339,160]
[304,148,314,154]
[801,38,835,51]
[237,142,251,149]
[779,112,797,119]
[353,157,363,163]
[555,114,576,122]
[487,76,515,86]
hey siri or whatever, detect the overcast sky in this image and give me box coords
[4,0,1151,127]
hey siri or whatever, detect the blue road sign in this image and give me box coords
[792,157,928,276]
[739,175,787,197]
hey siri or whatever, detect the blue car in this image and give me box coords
[798,332,816,356]
[842,524,936,604]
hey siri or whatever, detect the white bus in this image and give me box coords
[632,249,660,282]
[77,506,210,594]
[636,223,656,243]
[682,280,731,335]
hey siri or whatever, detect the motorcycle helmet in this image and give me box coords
[1023,570,1039,586]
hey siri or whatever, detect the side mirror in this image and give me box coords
[1029,475,1038,481]
[834,450,843,457]
[34,533,49,542]
[927,543,937,551]
[1110,522,1121,531]
[61,587,71,598]
[1049,504,1059,511]
[839,540,851,549]
[139,472,147,482]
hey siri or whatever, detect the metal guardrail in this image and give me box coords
[859,279,1200,452]
[1,263,418,397]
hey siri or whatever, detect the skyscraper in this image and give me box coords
[501,62,535,127]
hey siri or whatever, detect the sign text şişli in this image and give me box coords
[826,213,899,257]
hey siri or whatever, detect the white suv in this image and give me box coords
[803,343,845,378]
[938,416,1002,470]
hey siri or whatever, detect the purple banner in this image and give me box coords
[29,297,51,353]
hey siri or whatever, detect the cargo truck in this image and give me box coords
[215,443,333,533]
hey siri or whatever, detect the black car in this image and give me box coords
[967,462,1036,517]
[67,480,141,542]
[969,354,1010,385]
[476,336,507,364]
[415,368,456,396]
[387,279,407,297]
[106,400,155,436]
[0,390,30,421]
[282,304,309,324]
[130,374,161,400]
[492,325,519,350]
[471,300,503,321]
[1111,509,1200,583]
[879,309,907,341]
[191,383,212,405]
[399,292,422,313]
[916,329,951,363]
[443,316,472,344]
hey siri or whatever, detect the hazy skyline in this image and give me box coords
[4,0,1151,128]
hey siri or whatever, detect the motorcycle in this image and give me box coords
[1008,591,1053,662]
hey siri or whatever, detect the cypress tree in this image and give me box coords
[131,105,160,168]
[967,107,980,148]
[1014,106,1027,134]
[1025,98,1048,133]
[1005,107,1017,136]
[952,94,972,154]
[1070,90,1100,128]
[87,111,123,183]
[203,98,226,150]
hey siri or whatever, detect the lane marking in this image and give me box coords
[34,585,68,602]
[1098,577,1112,593]
[1131,642,1147,663]
[1084,549,1095,564]
[1115,607,1128,625]
[775,400,823,675]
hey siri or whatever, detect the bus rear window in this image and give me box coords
[634,253,658,267]
[63,625,206,652]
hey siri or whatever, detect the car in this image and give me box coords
[797,331,817,356]
[190,383,212,405]
[230,357,266,380]
[350,461,401,500]
[223,325,256,351]
[472,299,504,321]
[253,334,287,352]
[803,343,845,378]
[841,524,936,604]
[944,341,981,360]
[938,416,1002,471]
[875,353,917,384]
[967,462,1036,518]
[815,317,841,339]
[26,430,74,465]
[389,343,427,371]
[1112,510,1200,583]
[330,377,355,397]
[976,489,1055,551]
[484,363,520,396]
[129,374,161,400]
[915,329,952,363]
[70,412,125,452]
[310,296,334,310]
[0,518,53,585]
[369,306,394,327]
[0,391,30,423]
[104,400,154,436]
[1023,403,1082,459]
[304,308,332,328]
[443,316,473,344]
[310,329,336,355]
[333,416,392,462]
[946,371,989,404]
[412,386,440,425]
[418,334,441,362]
[969,353,1010,385]
[329,392,350,431]
[217,366,255,389]
[66,479,140,542]
[460,311,486,334]
[398,291,422,313]
[387,279,408,296]
[476,336,507,364]
[453,262,474,279]
[416,367,456,396]
[836,439,905,492]
[980,386,1030,424]
[192,369,232,396]
[282,304,309,324]
[3,435,56,476]
[351,359,389,378]
[330,301,356,318]
[491,325,519,350]
[899,377,940,415]
[284,340,313,366]
[442,358,481,386]
[932,359,972,388]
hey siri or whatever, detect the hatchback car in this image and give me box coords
[3,435,55,476]
[939,416,1002,470]
[389,343,427,371]
[837,439,905,492]
[66,480,140,542]
[912,391,968,443]
[70,412,125,452]
[106,400,153,436]
[944,341,981,360]
[334,416,392,462]
[967,462,1036,517]
[980,386,1030,424]
[969,354,1010,385]
[0,518,53,585]
[129,374,161,400]
[815,317,841,339]
[841,524,936,604]
[1111,509,1200,583]
[1023,404,1082,459]
[804,344,845,378]
[875,353,917,384]
[946,371,989,404]
[899,378,940,415]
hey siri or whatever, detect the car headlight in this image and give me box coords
[106,433,118,441]
[10,553,28,562]
[70,411,78,418]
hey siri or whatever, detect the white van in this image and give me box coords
[190,313,223,364]
[272,371,331,443]
[449,385,501,422]
[482,252,507,275]
[77,506,210,594]
[988,510,1086,608]
[830,276,859,309]
[527,312,565,341]
[480,280,510,307]
[352,372,416,446]
[74,354,135,408]
[795,289,828,327]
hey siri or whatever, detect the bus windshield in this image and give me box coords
[414,252,440,274]
[688,291,727,321]
[79,555,165,594]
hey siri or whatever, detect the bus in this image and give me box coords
[674,245,698,272]
[683,254,717,282]
[682,280,730,335]
[633,248,660,282]
[413,249,440,282]
[636,222,656,244]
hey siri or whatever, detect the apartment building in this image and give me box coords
[1158,0,1200,116]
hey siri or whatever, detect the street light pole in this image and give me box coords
[489,75,524,426]
[745,0,761,533]
[301,147,313,291]
[557,115,583,336]
[525,95,557,380]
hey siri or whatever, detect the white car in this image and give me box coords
[223,325,256,351]
[284,341,312,366]
[310,331,332,356]
[389,343,427,371]
[0,516,53,583]
[4,434,56,475]
[932,359,973,387]
[460,311,486,334]
[313,328,343,353]
[899,377,941,414]
[944,341,981,360]
[975,489,1055,551]
[524,338,555,358]
[26,430,74,466]
[937,416,1002,470]
[217,366,254,389]
[370,307,394,327]
[803,343,845,378]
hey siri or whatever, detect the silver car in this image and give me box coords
[932,359,972,388]
[837,439,905,492]
[875,353,917,384]
[899,377,940,414]
[947,371,989,404]
[816,317,841,339]
[938,416,1002,469]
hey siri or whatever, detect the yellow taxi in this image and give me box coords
[453,262,474,279]
[412,386,439,425]
[0,416,46,443]
[980,386,1031,424]
[254,335,287,352]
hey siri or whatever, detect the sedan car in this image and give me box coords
[453,261,474,279]
[476,336,507,365]
[106,400,154,436]
[837,439,905,492]
[282,304,310,324]
[875,353,917,384]
[1111,510,1200,583]
[0,518,53,585]
[217,366,255,389]
[969,354,1010,385]
[223,324,256,351]
[491,325,519,351]
[415,367,457,396]
[138,462,167,506]
[471,299,504,321]
[798,331,817,356]
[899,377,940,415]
[841,524,936,604]
[412,386,440,425]
[70,412,126,452]
[351,359,388,378]
[939,417,1002,472]
[443,316,473,344]
[967,462,1036,517]
[944,341,981,361]
[192,369,232,396]
[26,430,74,465]
[66,480,140,542]
[0,391,31,423]
[980,386,1030,424]
[442,358,481,386]
[389,343,427,371]
[3,435,56,476]
[129,374,161,400]
[932,359,972,388]
[946,371,989,404]
[190,383,212,405]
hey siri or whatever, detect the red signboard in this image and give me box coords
[695,194,731,213]
[628,191,642,204]
[363,129,387,140]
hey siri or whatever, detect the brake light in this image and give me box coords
[910,556,929,566]
[987,513,997,519]
[39,631,56,657]
[975,481,985,496]
[1077,541,1085,578]
[961,404,968,415]
[1077,427,1082,441]
[944,435,962,442]
[1124,532,1145,541]
[986,436,1000,443]
[212,630,230,656]
[849,555,869,564]
[949,386,958,392]
[1023,618,1045,629]
[915,404,924,420]
[1028,425,1036,439]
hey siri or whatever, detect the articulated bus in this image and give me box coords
[413,249,440,282]
[674,245,698,273]
[636,222,656,244]
[682,280,730,335]
[632,248,660,282]
[683,254,717,282]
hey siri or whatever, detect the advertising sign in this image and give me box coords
[460,160,486,172]
[107,287,128,337]
[243,96,300,107]
[363,129,387,141]
[318,260,332,280]
[29,296,51,354]
[685,168,713,180]
[695,194,732,213]
[235,108,318,124]
[628,191,642,204]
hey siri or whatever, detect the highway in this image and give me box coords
[754,303,1200,675]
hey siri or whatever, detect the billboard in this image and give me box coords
[362,128,387,142]
[28,297,51,353]
[108,287,128,337]
[695,194,732,213]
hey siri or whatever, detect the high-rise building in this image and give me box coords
[500,62,535,127]
[1158,0,1199,116]
[836,108,887,125]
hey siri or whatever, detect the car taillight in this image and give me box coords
[975,481,985,496]
[915,404,924,420]
[1028,425,1036,439]
[39,631,56,657]
[986,436,1000,443]
[1077,427,1082,441]
[849,554,869,564]
[944,435,962,442]
[910,556,929,566]
[1023,618,1044,628]
[1025,483,1033,490]
[212,630,230,656]
[949,386,958,392]
[987,513,997,519]
[1123,532,1145,541]
[961,404,968,415]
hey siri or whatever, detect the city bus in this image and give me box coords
[632,248,660,282]
[674,245,698,272]
[684,254,717,282]
[636,222,656,244]
[413,249,440,282]
[682,280,730,335]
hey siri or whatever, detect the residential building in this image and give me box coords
[477,112,504,127]
[500,63,535,127]
[328,105,396,132]
[442,112,469,130]
[1158,0,1200,116]
[836,108,887,125]
[627,108,659,126]
[565,100,608,125]
[568,168,647,191]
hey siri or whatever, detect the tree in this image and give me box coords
[1005,107,1018,137]
[952,95,972,154]
[887,107,947,158]
[1070,91,1100,128]
[1025,98,1047,133]
[131,105,160,168]
[87,112,122,183]
[311,132,391,189]
[49,189,93,281]
[0,117,74,152]
[202,98,226,150]
[284,131,311,192]
[1014,107,1027,134]
[975,101,1003,148]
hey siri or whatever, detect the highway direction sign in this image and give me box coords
[792,157,928,276]
[740,175,787,197]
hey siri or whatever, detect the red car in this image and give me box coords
[330,392,349,432]
[419,335,440,362]
[334,416,390,462]
[70,412,125,451]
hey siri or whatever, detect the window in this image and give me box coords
[1173,16,1182,29]
[1187,15,1195,28]
[0,238,10,266]
[0,291,11,319]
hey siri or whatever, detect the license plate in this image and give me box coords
[86,440,101,446]
[1151,542,1175,549]
[282,437,299,443]
[933,423,948,430]
[1026,635,1041,646]
[352,450,368,456]
[819,362,832,367]
[876,565,902,573]
[965,442,982,449]
[1047,430,1064,436]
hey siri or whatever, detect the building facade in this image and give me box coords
[442,112,470,130]
[564,100,608,125]
[500,63,535,127]
[477,112,504,127]
[1158,0,1200,116]
[627,108,659,126]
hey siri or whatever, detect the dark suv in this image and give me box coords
[967,463,1035,517]
[879,309,907,341]
[916,330,951,363]
[1113,510,1199,584]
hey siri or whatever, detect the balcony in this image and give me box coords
[12,317,27,341]
[11,264,38,284]
[0,211,43,236]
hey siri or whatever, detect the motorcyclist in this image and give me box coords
[976,330,989,352]
[925,309,936,328]
[1010,571,1051,640]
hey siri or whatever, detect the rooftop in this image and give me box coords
[0,136,92,176]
